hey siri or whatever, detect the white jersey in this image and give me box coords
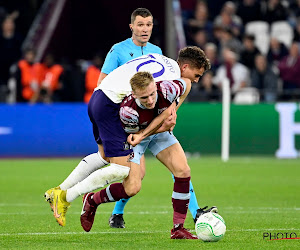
[96,53,181,103]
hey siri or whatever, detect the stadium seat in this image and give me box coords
[270,21,294,48]
[233,87,260,104]
[245,21,270,55]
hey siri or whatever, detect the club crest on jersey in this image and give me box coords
[128,152,134,161]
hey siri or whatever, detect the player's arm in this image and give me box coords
[127,102,176,146]
[176,77,191,110]
[97,46,119,86]
[155,77,191,133]
[155,106,177,133]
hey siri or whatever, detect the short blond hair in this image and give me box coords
[130,71,154,93]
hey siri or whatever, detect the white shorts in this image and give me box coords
[130,131,178,164]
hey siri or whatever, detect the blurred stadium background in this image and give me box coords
[0,1,299,248]
[0,0,300,158]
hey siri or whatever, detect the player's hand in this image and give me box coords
[156,107,177,133]
[127,133,143,147]
[168,107,177,132]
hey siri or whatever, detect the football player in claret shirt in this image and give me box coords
[80,52,217,238]
[119,72,199,238]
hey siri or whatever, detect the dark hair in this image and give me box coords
[177,46,211,71]
[131,8,152,23]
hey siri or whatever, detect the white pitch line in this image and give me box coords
[0,228,299,237]
[0,204,299,210]
[1,209,300,216]
[0,211,296,216]
[0,211,169,215]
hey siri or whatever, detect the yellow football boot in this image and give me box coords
[44,186,60,211]
[52,189,70,227]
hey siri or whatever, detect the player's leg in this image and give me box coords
[146,133,196,239]
[45,150,109,226]
[44,94,110,213]
[109,139,149,228]
[80,157,142,232]
[79,89,143,231]
[45,151,108,206]
[155,142,197,239]
[171,173,200,221]
[50,90,132,226]
[81,132,150,231]
[60,152,109,191]
[148,132,202,222]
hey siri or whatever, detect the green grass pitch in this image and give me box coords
[0,157,299,249]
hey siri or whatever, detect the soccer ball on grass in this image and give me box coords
[195,212,226,242]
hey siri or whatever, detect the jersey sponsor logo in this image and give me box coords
[126,54,165,78]
[137,60,165,78]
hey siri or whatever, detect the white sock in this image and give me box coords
[66,163,130,202]
[59,152,108,190]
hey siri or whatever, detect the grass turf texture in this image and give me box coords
[0,157,299,249]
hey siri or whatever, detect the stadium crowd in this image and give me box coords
[0,0,300,104]
[182,0,300,102]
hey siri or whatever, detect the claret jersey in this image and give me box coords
[96,53,181,103]
[119,79,186,134]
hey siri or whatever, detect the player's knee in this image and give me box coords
[173,166,190,178]
[125,183,141,197]
[140,167,146,180]
[140,156,146,180]
[125,177,142,196]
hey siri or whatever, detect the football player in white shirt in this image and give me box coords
[45,47,215,237]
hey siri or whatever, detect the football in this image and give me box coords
[195,212,226,242]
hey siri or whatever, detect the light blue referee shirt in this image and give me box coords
[101,38,162,75]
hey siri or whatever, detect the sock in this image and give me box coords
[65,164,130,202]
[112,198,130,215]
[171,174,199,219]
[172,176,190,226]
[93,183,130,205]
[60,152,108,190]
[188,181,200,219]
[88,194,97,207]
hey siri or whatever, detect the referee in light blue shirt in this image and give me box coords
[101,37,162,76]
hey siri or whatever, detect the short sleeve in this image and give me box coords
[101,46,120,75]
